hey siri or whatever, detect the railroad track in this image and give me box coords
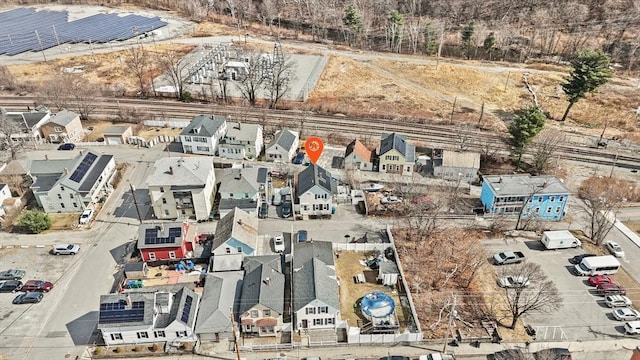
[2,95,639,170]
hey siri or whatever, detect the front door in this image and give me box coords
[301,319,308,329]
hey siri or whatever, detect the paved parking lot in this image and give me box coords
[483,237,632,341]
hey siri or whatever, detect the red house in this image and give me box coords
[137,222,196,262]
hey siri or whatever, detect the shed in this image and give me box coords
[377,260,399,286]
[103,125,133,145]
[124,262,149,280]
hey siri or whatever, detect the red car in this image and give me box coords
[596,283,626,296]
[20,280,53,292]
[588,275,615,286]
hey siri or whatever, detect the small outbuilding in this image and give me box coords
[123,262,149,280]
[103,125,133,145]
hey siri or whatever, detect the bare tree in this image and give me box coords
[125,45,150,98]
[0,108,25,160]
[456,123,475,151]
[499,262,561,329]
[529,129,563,175]
[156,48,190,100]
[265,51,296,109]
[235,51,267,106]
[66,75,100,120]
[0,65,16,91]
[578,176,628,245]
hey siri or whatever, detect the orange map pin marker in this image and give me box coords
[305,137,324,164]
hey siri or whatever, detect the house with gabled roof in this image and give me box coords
[344,139,375,171]
[5,107,51,144]
[293,241,340,335]
[136,221,196,262]
[296,164,335,217]
[30,150,116,213]
[39,109,83,144]
[218,122,263,160]
[217,167,268,218]
[179,115,228,156]
[431,149,480,182]
[148,157,216,221]
[212,207,258,257]
[195,271,244,342]
[97,287,200,346]
[378,133,416,176]
[238,255,285,337]
[266,129,299,162]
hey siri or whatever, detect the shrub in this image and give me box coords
[114,346,123,353]
[134,345,143,352]
[94,347,104,355]
[151,343,160,352]
[15,210,51,234]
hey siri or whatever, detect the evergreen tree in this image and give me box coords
[342,4,362,46]
[509,105,547,168]
[483,32,496,60]
[561,50,612,121]
[461,21,475,59]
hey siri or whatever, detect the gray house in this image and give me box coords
[431,149,480,182]
[195,271,244,342]
[217,167,268,218]
[293,241,340,335]
[296,164,335,217]
[266,129,299,162]
[179,115,228,156]
[239,256,285,337]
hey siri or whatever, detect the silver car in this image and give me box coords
[613,308,640,321]
[52,243,80,255]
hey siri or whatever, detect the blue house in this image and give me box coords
[480,174,569,221]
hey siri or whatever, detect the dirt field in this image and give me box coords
[46,213,82,232]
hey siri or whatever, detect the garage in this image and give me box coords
[106,137,122,145]
[102,125,132,145]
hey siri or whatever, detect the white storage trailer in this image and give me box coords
[540,230,582,250]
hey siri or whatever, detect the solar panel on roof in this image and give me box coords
[169,227,182,237]
[98,300,145,324]
[69,152,98,183]
[181,295,193,323]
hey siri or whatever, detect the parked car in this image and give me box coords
[605,295,632,308]
[259,202,269,219]
[281,198,292,218]
[497,276,530,288]
[596,283,626,296]
[79,208,94,224]
[20,280,53,292]
[533,348,572,360]
[613,308,640,321]
[588,275,614,286]
[293,152,305,164]
[273,234,285,253]
[0,269,25,280]
[0,280,23,293]
[13,292,44,304]
[569,253,596,265]
[624,321,640,335]
[297,230,308,243]
[272,189,282,206]
[606,241,625,258]
[52,243,80,255]
[493,251,526,265]
[379,357,409,360]
[57,143,75,150]
[381,196,403,205]
[420,354,455,360]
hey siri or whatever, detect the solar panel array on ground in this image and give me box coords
[0,8,167,56]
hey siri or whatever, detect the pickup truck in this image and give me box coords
[493,251,526,265]
[420,354,455,360]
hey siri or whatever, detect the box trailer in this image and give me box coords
[541,230,582,250]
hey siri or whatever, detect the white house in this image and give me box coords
[148,157,216,221]
[30,150,116,213]
[296,164,335,217]
[344,139,375,171]
[212,207,258,257]
[239,256,285,337]
[265,129,299,162]
[218,122,263,160]
[5,107,51,144]
[293,241,340,334]
[179,115,228,156]
[217,167,268,218]
[97,287,200,346]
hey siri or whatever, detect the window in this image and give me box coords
[559,196,565,202]
[326,318,335,325]
[162,198,167,204]
[313,318,323,326]
[263,309,271,317]
[169,251,176,259]
[546,207,552,213]
[160,187,164,193]
[60,186,65,191]
[54,126,63,132]
[73,202,78,208]
[137,331,149,339]
[306,307,316,315]
[176,331,188,337]
[550,196,555,202]
[183,136,191,142]
[261,326,275,334]
[318,306,328,314]
[244,193,249,198]
[154,331,165,338]
[196,146,209,152]
[406,166,411,172]
[110,333,122,341]
[60,203,65,208]
[535,207,540,214]
[164,209,169,216]
[148,252,156,261]
[251,310,259,318]
[226,247,231,254]
[556,207,561,213]
[382,164,386,171]
[69,194,74,198]
[244,324,252,331]
[57,194,62,199]
[538,197,543,202]
[237,247,242,253]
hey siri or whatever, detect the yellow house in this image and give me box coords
[378,133,415,176]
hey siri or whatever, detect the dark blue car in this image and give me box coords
[57,143,75,150]
[293,152,305,164]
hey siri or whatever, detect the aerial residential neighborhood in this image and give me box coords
[0,2,640,360]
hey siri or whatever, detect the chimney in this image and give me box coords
[44,154,48,160]
[264,277,271,286]
[169,166,174,175]
[64,168,69,174]
[237,219,243,226]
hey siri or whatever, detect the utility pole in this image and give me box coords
[34,30,47,63]
[436,22,445,70]
[129,182,143,224]
[230,307,242,360]
[442,294,457,353]
[449,97,457,125]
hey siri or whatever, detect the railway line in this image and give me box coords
[2,95,639,170]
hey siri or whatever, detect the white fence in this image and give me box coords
[73,141,117,147]
[333,243,390,252]
[143,119,191,128]
[127,135,177,148]
[346,330,423,344]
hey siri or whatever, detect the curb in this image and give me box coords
[0,244,50,249]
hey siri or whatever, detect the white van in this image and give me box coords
[574,255,620,276]
[540,230,582,250]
